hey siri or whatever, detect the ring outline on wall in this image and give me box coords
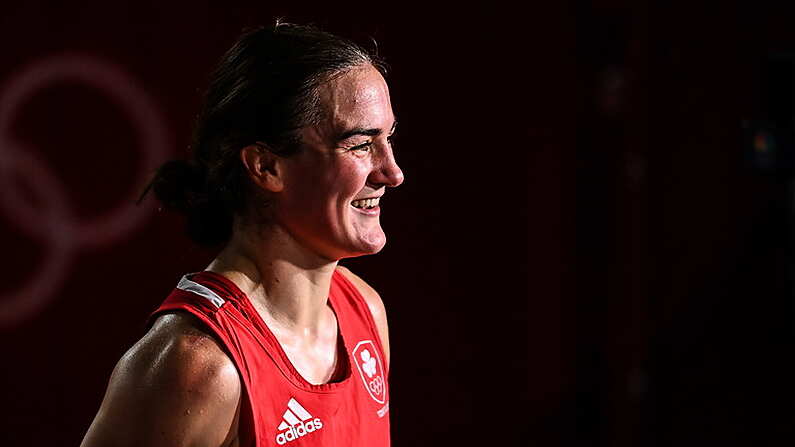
[0,54,169,327]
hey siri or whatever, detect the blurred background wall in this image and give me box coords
[577,1,795,445]
[0,2,564,446]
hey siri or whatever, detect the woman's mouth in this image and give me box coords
[351,197,380,209]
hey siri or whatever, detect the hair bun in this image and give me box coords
[145,158,232,247]
[150,159,206,214]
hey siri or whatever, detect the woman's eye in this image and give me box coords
[351,142,372,152]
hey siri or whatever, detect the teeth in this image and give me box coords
[352,197,380,209]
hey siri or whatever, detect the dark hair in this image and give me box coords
[141,21,386,247]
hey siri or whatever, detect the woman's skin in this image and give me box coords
[80,63,403,447]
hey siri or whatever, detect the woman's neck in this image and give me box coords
[206,222,338,335]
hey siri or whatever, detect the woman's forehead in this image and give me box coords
[317,65,393,134]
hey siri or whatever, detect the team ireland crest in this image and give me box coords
[352,340,386,404]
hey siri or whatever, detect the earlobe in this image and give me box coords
[240,143,284,193]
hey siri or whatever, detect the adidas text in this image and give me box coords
[276,418,324,445]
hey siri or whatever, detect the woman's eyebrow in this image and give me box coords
[336,121,398,142]
[337,127,381,141]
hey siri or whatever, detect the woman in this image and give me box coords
[81,22,403,447]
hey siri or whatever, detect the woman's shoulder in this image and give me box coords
[137,312,240,385]
[81,313,241,447]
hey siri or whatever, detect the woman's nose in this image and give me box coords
[369,146,404,188]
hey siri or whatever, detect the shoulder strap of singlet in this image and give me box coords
[331,271,376,324]
[147,272,237,330]
[330,270,389,373]
[176,274,226,308]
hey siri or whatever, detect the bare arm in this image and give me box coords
[336,266,390,368]
[81,313,241,447]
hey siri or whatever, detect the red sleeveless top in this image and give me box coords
[148,270,390,446]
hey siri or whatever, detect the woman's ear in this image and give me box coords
[240,143,284,193]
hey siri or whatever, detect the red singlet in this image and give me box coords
[149,270,390,446]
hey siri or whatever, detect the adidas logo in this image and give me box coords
[275,398,324,445]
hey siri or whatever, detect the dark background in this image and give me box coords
[577,1,795,446]
[1,1,794,446]
[0,2,551,446]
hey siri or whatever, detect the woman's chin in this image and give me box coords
[339,232,387,259]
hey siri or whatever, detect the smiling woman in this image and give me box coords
[270,64,402,259]
[81,22,400,447]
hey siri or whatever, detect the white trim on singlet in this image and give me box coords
[176,274,226,308]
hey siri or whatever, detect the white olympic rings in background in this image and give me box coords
[0,54,169,328]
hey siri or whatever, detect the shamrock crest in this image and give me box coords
[360,349,377,378]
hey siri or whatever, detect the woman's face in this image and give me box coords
[274,64,403,261]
